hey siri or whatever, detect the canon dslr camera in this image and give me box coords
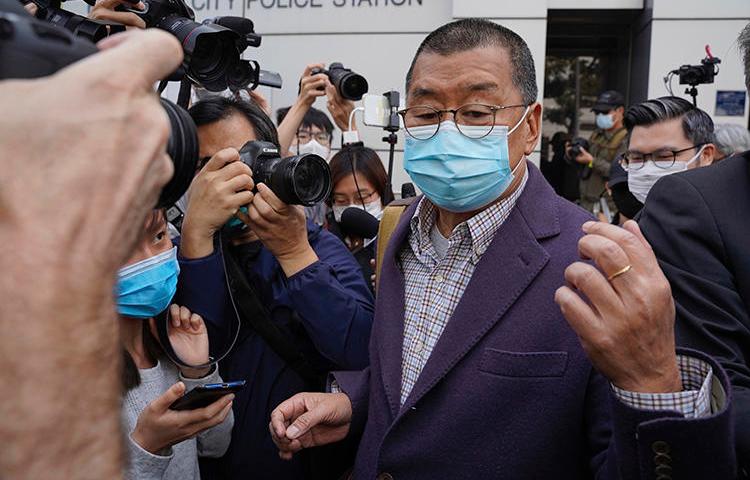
[239,141,332,207]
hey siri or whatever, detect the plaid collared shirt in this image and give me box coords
[392,168,717,417]
[398,171,529,404]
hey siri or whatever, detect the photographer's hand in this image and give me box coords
[277,63,327,156]
[238,184,319,277]
[298,63,328,107]
[90,0,147,29]
[181,149,254,259]
[0,29,182,479]
[326,81,357,132]
[575,147,594,166]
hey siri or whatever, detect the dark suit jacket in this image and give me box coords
[638,151,750,473]
[334,163,735,480]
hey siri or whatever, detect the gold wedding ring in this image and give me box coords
[607,264,632,281]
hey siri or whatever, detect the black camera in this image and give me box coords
[567,137,590,160]
[311,62,368,101]
[30,0,279,92]
[32,1,125,43]
[117,0,254,92]
[0,7,198,208]
[239,141,331,206]
[666,46,721,105]
[674,55,721,87]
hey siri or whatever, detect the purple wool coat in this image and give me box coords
[333,163,735,480]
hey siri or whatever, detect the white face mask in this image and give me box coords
[332,200,383,224]
[297,139,331,160]
[627,147,703,203]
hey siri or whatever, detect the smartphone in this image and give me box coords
[362,93,391,127]
[169,380,246,411]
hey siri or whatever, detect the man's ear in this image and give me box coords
[524,102,543,156]
[699,143,716,166]
[615,106,625,121]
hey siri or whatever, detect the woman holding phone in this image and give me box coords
[117,209,234,480]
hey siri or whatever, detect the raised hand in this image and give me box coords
[89,0,147,29]
[238,183,318,277]
[181,148,254,259]
[298,63,328,107]
[149,304,210,377]
[326,81,357,132]
[555,220,681,393]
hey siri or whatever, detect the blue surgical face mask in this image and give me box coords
[403,107,529,213]
[596,113,615,130]
[117,246,180,319]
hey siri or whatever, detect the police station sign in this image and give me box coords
[190,0,449,34]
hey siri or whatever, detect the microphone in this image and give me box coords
[340,207,379,239]
[401,182,416,198]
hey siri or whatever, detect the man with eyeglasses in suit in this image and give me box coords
[268,18,736,480]
[619,96,717,207]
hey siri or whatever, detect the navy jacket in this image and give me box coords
[334,164,735,480]
[177,222,374,479]
[638,152,750,474]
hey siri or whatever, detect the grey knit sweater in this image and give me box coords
[121,361,234,480]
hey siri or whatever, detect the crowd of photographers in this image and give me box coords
[3,0,750,479]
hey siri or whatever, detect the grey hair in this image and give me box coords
[714,123,750,156]
[624,96,715,146]
[405,18,538,105]
[740,23,750,92]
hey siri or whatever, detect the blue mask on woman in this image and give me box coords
[403,107,528,213]
[116,246,180,318]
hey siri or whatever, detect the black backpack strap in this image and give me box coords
[222,243,323,389]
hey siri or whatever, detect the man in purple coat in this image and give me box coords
[268,19,736,479]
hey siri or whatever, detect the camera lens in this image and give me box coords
[264,156,333,206]
[239,142,331,206]
[159,15,237,92]
[159,98,199,208]
[338,72,368,101]
[286,154,332,206]
[43,8,124,43]
[263,154,331,206]
[327,63,368,101]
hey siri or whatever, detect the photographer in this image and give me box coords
[0,17,183,478]
[177,96,374,480]
[326,145,393,292]
[276,64,359,226]
[568,90,628,214]
[119,210,233,480]
[277,63,358,158]
[276,103,335,226]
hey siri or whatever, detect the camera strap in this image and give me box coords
[177,78,191,110]
[222,242,324,389]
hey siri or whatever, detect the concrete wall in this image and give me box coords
[63,0,750,191]
[647,0,750,127]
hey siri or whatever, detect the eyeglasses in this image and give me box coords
[331,190,378,206]
[296,130,331,146]
[397,103,528,140]
[621,144,705,171]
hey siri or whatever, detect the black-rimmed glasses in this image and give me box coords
[620,144,705,170]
